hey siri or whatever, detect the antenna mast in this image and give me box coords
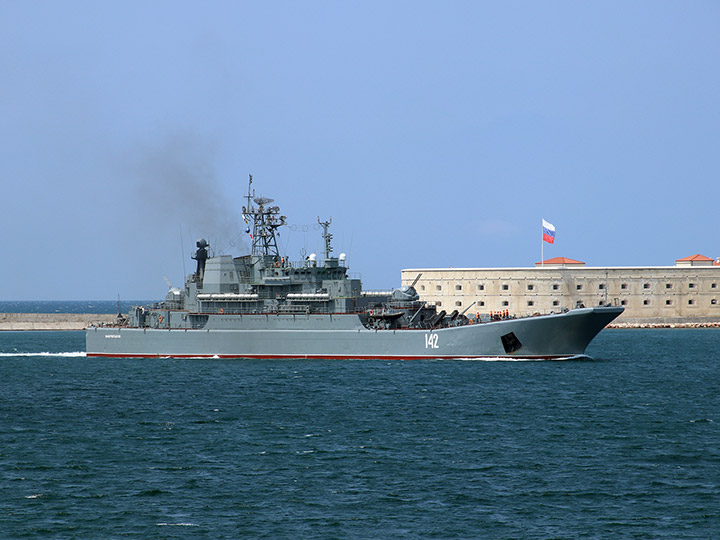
[244,174,254,216]
[242,174,286,259]
[318,217,333,261]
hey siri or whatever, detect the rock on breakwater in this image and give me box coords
[0,313,118,331]
[608,321,720,329]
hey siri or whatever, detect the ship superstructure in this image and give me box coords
[87,175,623,359]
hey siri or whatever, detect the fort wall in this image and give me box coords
[401,266,720,324]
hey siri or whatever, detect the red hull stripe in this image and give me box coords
[86,352,575,360]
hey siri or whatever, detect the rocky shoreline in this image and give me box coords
[608,322,720,329]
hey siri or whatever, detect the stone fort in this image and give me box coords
[402,254,720,324]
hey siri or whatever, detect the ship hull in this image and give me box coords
[86,307,622,360]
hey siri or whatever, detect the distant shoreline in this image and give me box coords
[0,300,152,315]
[0,313,117,331]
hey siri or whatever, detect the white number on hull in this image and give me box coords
[425,333,439,349]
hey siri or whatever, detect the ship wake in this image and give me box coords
[453,354,592,362]
[0,351,87,358]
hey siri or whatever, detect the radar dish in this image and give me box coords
[254,197,274,205]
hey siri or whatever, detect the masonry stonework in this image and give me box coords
[401,265,720,324]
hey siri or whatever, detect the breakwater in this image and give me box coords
[0,313,118,331]
[608,321,720,329]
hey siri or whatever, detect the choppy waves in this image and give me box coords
[1,328,719,538]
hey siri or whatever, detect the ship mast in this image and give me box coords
[242,174,286,260]
[318,217,333,261]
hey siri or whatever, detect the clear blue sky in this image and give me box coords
[2,1,719,300]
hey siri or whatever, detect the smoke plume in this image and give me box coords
[125,133,248,256]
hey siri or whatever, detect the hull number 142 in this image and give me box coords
[425,333,439,349]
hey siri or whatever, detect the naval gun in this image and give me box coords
[162,276,185,310]
[390,273,422,304]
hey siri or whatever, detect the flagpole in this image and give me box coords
[541,219,544,267]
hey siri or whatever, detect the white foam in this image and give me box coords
[454,354,590,362]
[454,357,539,362]
[0,351,86,358]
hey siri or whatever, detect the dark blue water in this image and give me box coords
[1,329,719,539]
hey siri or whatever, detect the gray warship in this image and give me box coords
[86,176,623,359]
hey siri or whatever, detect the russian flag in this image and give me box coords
[542,219,555,244]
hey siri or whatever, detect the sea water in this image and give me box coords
[1,328,719,539]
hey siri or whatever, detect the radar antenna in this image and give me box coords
[241,174,286,261]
